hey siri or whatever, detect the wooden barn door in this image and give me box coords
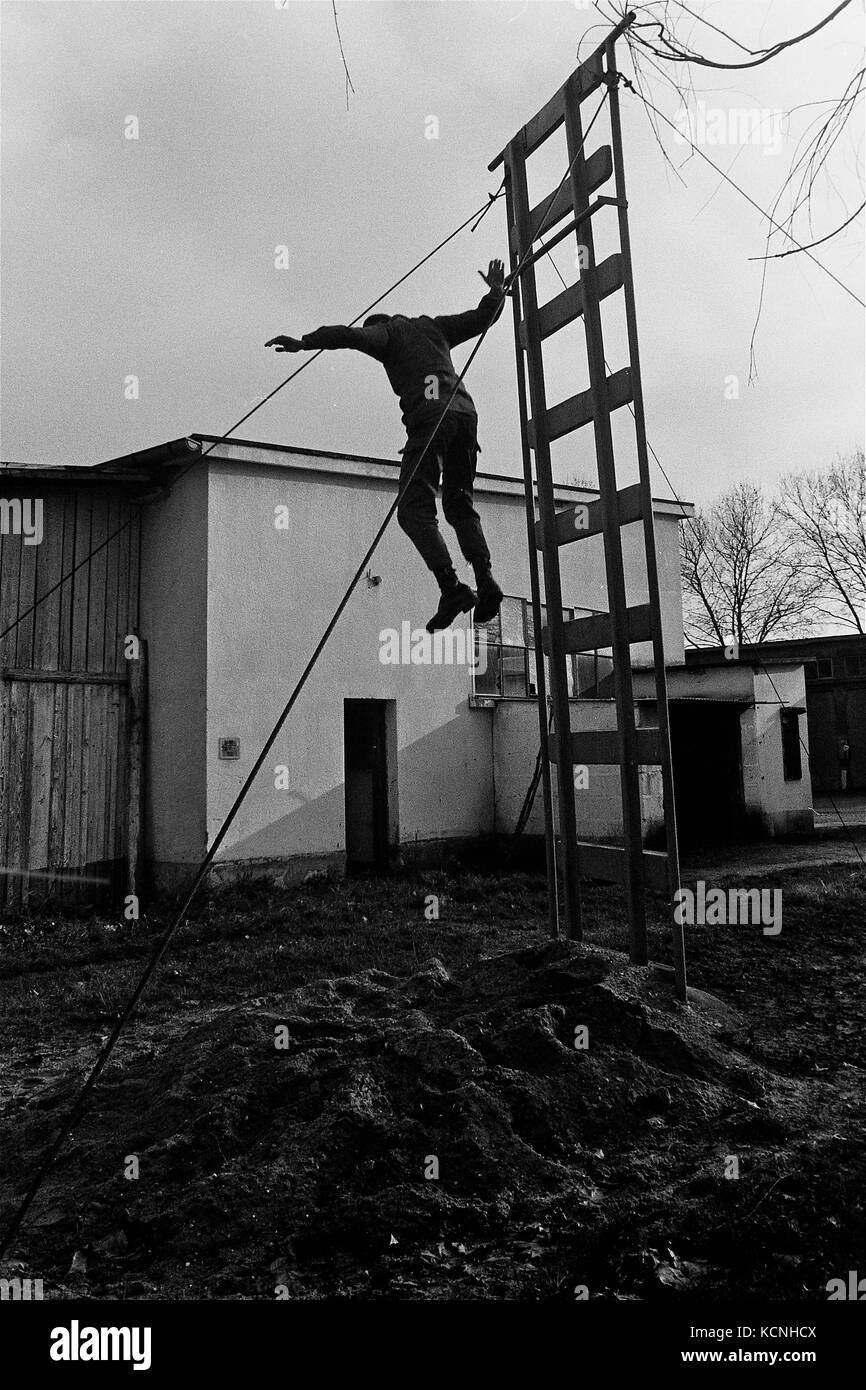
[0,482,143,909]
[1,675,132,907]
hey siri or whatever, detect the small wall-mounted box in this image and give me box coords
[218,738,240,759]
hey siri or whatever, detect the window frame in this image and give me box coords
[472,594,611,701]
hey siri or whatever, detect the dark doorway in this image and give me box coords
[669,700,749,847]
[807,685,866,793]
[343,699,398,871]
[806,687,838,792]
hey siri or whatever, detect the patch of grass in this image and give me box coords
[1,863,863,1044]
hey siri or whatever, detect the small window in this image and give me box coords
[500,597,525,648]
[474,595,613,702]
[474,634,499,695]
[564,653,576,698]
[501,645,529,697]
[575,653,597,697]
[523,600,579,650]
[595,654,615,698]
[781,709,802,781]
[527,649,555,700]
[816,658,833,679]
[476,608,501,639]
[523,601,544,649]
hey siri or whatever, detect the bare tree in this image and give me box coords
[587,2,864,369]
[590,0,862,254]
[681,480,820,646]
[779,450,866,634]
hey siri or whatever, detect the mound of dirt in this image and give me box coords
[0,939,857,1299]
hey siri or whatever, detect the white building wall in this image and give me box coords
[203,457,494,874]
[492,699,665,844]
[139,468,209,876]
[140,442,690,879]
[743,663,813,836]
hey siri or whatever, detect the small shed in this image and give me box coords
[0,442,193,906]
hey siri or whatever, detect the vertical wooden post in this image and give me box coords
[126,637,147,906]
[605,45,687,998]
[508,138,583,941]
[504,165,560,939]
[563,74,648,964]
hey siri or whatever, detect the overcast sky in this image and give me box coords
[2,0,863,508]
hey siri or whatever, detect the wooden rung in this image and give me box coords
[522,254,623,347]
[526,146,613,244]
[549,727,662,766]
[528,367,632,447]
[523,50,604,162]
[542,602,653,655]
[509,195,617,260]
[535,481,644,549]
[489,50,604,171]
[576,842,670,892]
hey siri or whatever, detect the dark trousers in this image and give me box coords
[396,413,491,577]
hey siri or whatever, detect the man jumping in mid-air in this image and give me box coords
[266,259,507,632]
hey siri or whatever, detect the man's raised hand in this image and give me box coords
[265,336,305,352]
[478,258,510,296]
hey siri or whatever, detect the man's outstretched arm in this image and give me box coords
[433,258,509,349]
[265,323,388,359]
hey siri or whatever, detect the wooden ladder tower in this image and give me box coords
[489,15,687,999]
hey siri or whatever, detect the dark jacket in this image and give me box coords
[301,288,504,438]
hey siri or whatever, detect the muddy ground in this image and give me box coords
[0,858,863,1300]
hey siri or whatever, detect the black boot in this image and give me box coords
[426,570,476,633]
[473,566,503,624]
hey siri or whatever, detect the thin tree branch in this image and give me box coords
[331,0,355,112]
[749,198,866,260]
